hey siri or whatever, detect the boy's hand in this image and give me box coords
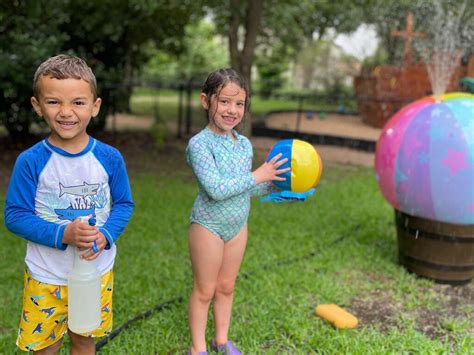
[80,232,107,261]
[252,153,290,184]
[63,217,100,250]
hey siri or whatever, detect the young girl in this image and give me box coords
[186,68,290,355]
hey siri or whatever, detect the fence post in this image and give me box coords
[177,84,184,138]
[295,96,304,133]
[185,82,192,135]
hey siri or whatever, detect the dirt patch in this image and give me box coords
[350,289,402,333]
[105,113,154,131]
[350,282,474,340]
[264,112,381,141]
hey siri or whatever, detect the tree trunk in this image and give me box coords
[228,0,263,137]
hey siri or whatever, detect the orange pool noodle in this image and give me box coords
[315,304,358,329]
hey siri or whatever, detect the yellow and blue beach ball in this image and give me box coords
[267,139,323,192]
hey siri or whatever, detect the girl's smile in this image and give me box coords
[201,82,246,136]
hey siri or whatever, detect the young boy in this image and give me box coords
[4,54,134,353]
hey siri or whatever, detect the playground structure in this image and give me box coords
[354,12,474,128]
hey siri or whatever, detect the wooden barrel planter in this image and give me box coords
[395,210,474,285]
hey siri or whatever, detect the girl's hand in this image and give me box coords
[252,153,290,184]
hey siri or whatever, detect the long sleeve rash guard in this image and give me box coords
[4,137,134,285]
[186,127,275,240]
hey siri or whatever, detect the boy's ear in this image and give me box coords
[91,97,102,118]
[200,93,209,110]
[31,96,42,117]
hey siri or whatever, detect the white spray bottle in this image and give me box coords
[67,216,101,334]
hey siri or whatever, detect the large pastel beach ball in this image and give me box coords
[267,139,323,192]
[375,93,474,225]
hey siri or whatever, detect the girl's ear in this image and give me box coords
[200,93,209,110]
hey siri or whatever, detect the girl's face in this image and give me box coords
[201,82,246,136]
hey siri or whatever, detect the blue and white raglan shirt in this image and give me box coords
[4,137,134,285]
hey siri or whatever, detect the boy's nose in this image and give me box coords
[59,105,73,117]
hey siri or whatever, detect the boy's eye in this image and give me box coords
[46,100,58,105]
[74,101,86,106]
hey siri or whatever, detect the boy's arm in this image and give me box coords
[4,154,67,249]
[187,141,256,201]
[97,154,134,249]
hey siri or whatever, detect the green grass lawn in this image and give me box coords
[0,143,472,354]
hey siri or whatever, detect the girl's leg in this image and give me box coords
[213,226,248,345]
[188,223,225,354]
[68,331,95,355]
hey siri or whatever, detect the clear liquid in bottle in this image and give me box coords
[67,216,101,334]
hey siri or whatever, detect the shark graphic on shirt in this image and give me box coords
[59,182,99,198]
[54,205,95,221]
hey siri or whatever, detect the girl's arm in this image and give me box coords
[250,181,280,197]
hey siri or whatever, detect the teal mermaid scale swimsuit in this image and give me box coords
[186,127,274,241]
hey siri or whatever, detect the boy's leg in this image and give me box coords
[68,330,95,355]
[17,269,113,353]
[17,271,68,353]
[213,226,248,345]
[32,339,62,354]
[188,223,225,353]
[71,269,114,353]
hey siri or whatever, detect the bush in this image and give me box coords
[150,111,169,149]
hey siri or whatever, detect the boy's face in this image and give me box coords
[31,76,101,151]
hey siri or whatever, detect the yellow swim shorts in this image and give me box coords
[16,269,114,351]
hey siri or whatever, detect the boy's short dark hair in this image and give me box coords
[33,54,98,99]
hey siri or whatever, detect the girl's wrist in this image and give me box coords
[252,171,262,184]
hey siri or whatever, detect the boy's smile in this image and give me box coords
[31,76,101,152]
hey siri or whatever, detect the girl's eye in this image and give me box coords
[237,102,245,107]
[219,99,228,104]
